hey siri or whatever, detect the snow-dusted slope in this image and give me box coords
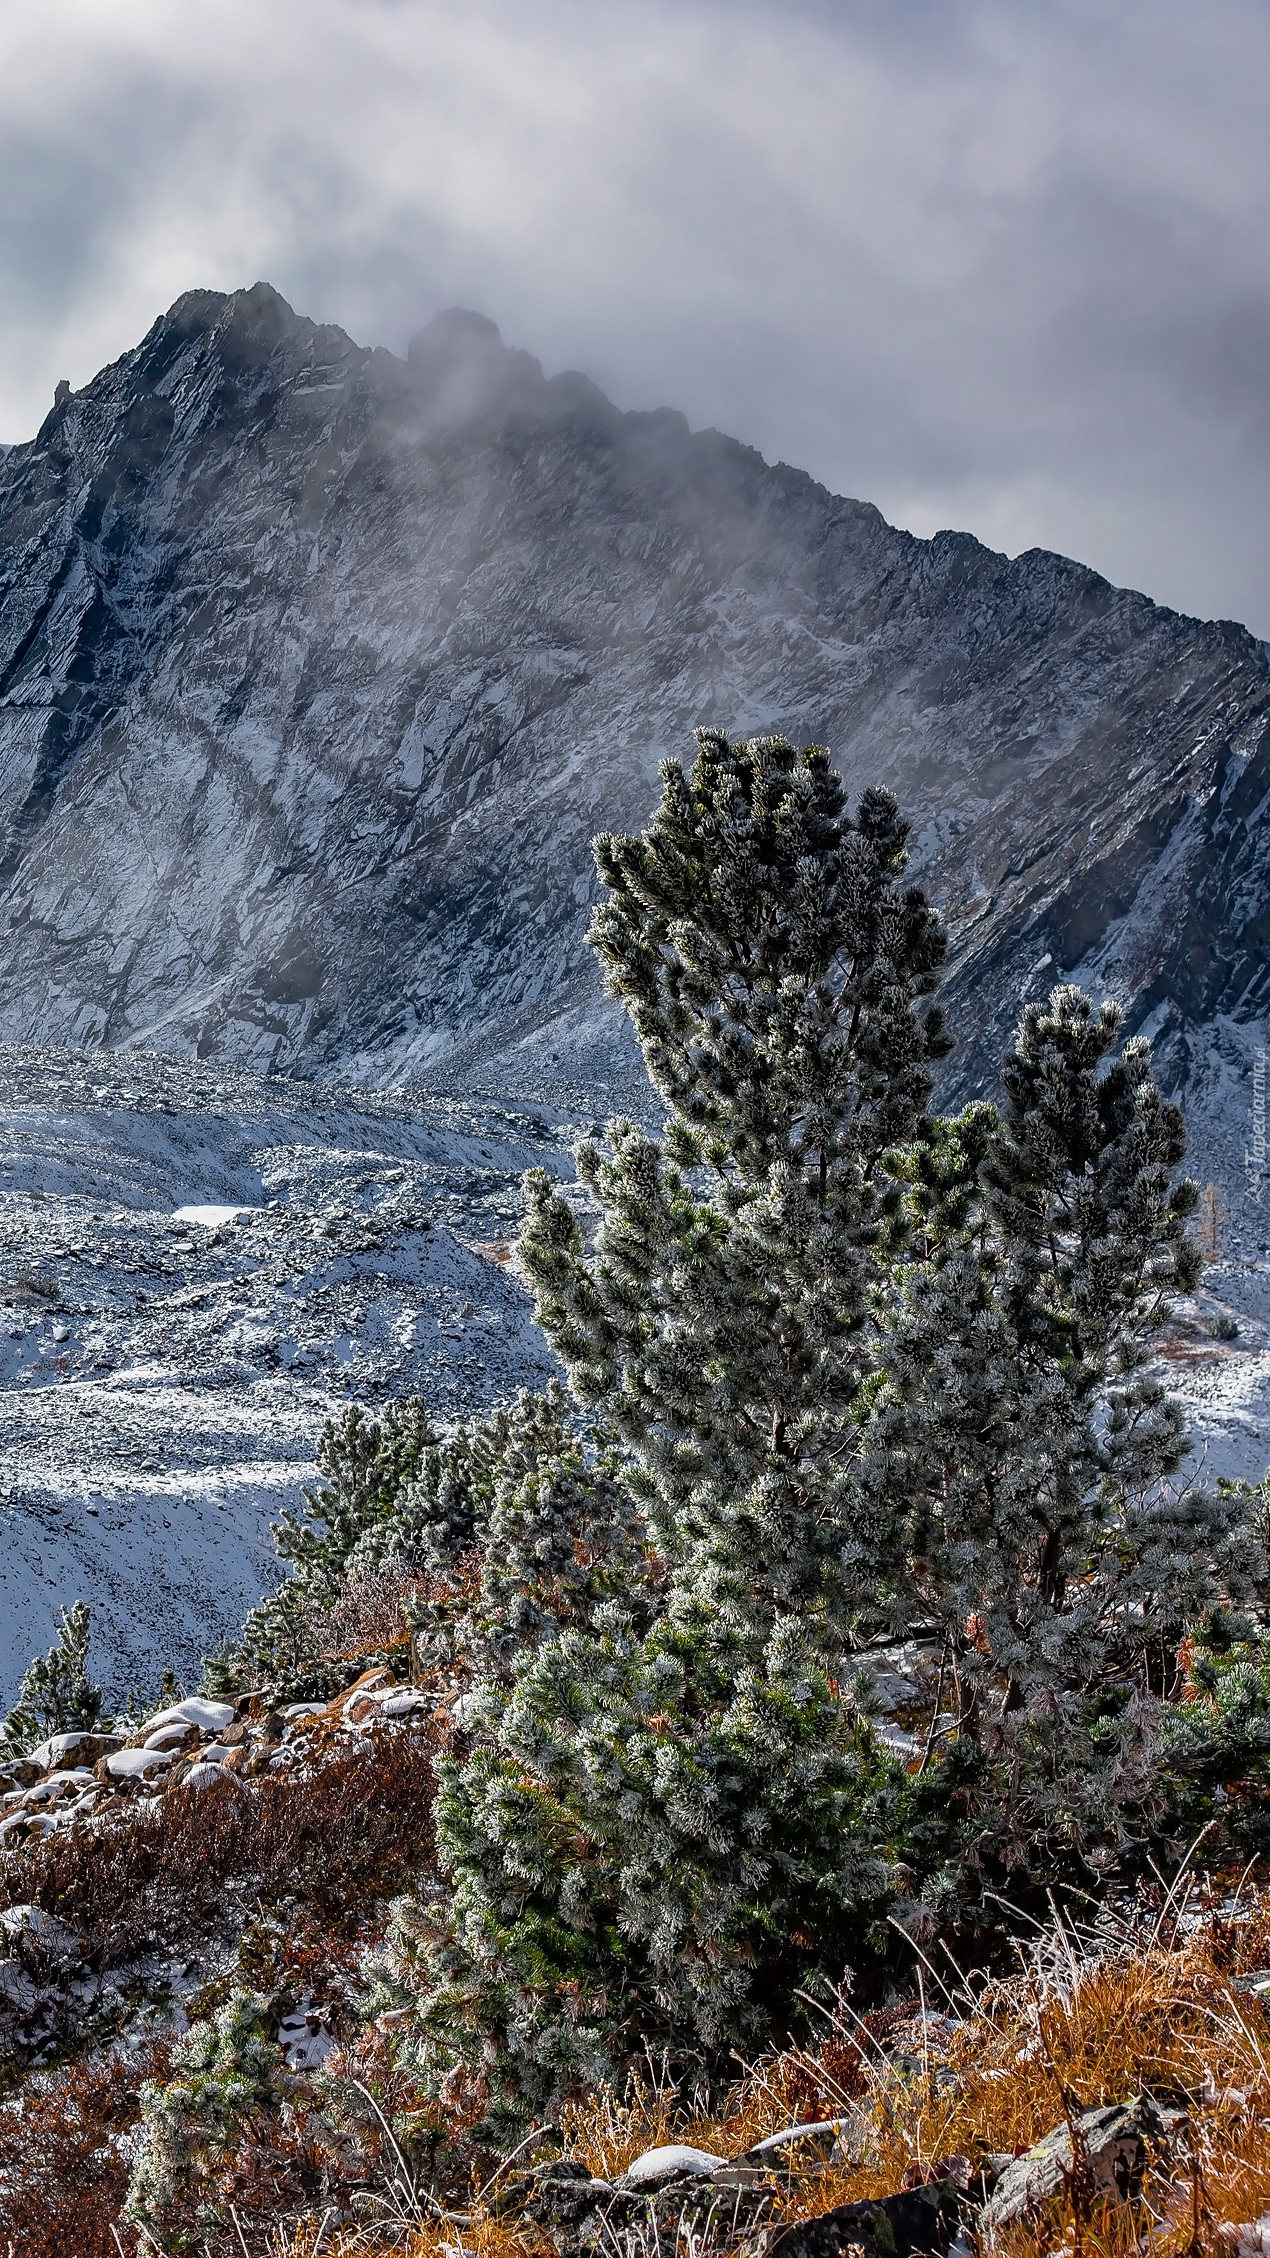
[0,1043,568,1704]
[0,283,1266,1112]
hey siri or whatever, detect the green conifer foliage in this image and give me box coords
[0,1600,108,1755]
[472,1384,650,1667]
[380,743,1254,2126]
[517,730,948,1649]
[387,1618,889,2138]
[126,1990,283,2231]
[206,1396,527,1696]
[869,987,1256,1836]
[380,735,947,2122]
[278,1396,442,1587]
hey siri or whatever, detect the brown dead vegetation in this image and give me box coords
[0,2038,170,2257]
[319,1566,434,1665]
[18,1846,1270,2255]
[0,1721,437,1969]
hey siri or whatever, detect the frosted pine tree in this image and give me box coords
[378,733,947,2125]
[519,729,948,1647]
[0,1601,108,1756]
[472,1384,649,1667]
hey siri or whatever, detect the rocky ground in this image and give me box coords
[0,1042,580,1707]
[0,1666,430,2063]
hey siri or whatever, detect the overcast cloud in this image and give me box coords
[1,0,1268,632]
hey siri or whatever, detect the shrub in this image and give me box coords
[0,2039,170,2258]
[128,1988,280,2222]
[208,1394,573,1701]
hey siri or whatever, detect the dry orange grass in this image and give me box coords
[274,1885,1270,2258]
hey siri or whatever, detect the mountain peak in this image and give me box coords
[406,306,543,419]
[408,306,504,359]
[0,280,1265,1133]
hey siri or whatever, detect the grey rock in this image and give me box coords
[512,2161,617,2228]
[0,282,1265,1121]
[772,2180,962,2258]
[616,2143,728,2191]
[1232,1969,1270,2001]
[864,1671,921,1715]
[0,1957,39,2011]
[735,2120,851,2168]
[978,2095,1174,2236]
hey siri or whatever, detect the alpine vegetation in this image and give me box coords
[868,999,1254,1876]
[365,730,1252,2138]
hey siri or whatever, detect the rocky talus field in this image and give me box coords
[0,1043,577,1705]
[0,1036,1267,1711]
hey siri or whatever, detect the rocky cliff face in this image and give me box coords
[0,281,1267,1109]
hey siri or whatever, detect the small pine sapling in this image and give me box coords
[207,1395,531,1697]
[0,1601,109,1756]
[126,1990,284,2232]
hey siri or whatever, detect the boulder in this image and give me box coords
[27,1730,122,1770]
[133,1697,234,1742]
[142,1722,199,1753]
[0,1957,38,2012]
[105,1746,175,1780]
[772,2181,962,2258]
[0,1758,41,1789]
[183,1760,240,1789]
[978,2096,1174,2237]
[738,2121,849,2166]
[511,2161,617,2228]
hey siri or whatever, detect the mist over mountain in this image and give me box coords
[0,280,1267,1131]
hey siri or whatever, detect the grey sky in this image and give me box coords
[2,0,1268,633]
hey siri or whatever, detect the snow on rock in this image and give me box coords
[617,2147,728,2190]
[183,1761,232,1788]
[173,1204,257,1227]
[18,1769,92,1802]
[27,1729,122,1769]
[140,1698,235,1737]
[0,1905,80,1960]
[106,1748,174,1779]
[277,2001,336,2071]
